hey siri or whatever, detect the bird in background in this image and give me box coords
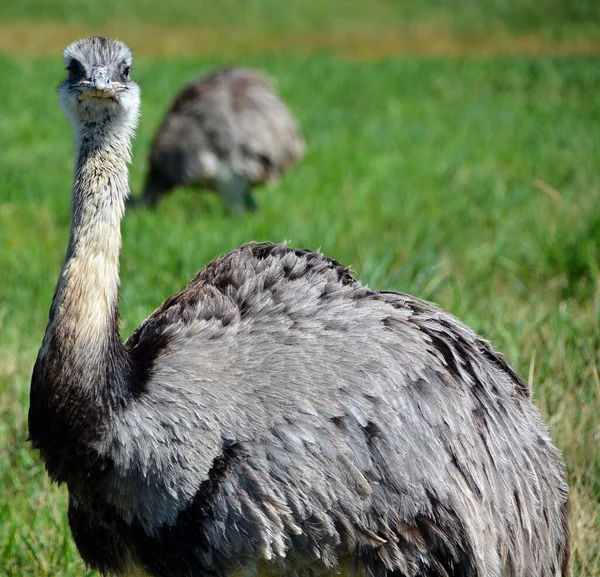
[29,37,569,577]
[132,66,305,213]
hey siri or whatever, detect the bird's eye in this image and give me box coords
[66,59,84,77]
[122,65,131,80]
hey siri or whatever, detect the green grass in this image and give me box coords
[1,50,599,576]
[1,0,599,37]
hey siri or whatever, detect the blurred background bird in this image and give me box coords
[133,67,304,213]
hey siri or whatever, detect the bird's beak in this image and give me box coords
[77,67,119,101]
[91,67,109,91]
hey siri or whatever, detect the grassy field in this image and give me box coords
[1,1,599,575]
[1,0,599,34]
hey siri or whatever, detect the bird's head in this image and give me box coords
[59,37,140,134]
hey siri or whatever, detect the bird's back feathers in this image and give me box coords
[63,243,570,577]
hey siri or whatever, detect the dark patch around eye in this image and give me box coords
[121,63,131,81]
[67,59,85,79]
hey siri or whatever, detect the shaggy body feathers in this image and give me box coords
[30,38,569,577]
[34,243,570,577]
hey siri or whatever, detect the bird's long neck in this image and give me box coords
[30,122,138,484]
[37,126,133,406]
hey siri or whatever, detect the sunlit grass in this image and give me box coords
[1,53,599,575]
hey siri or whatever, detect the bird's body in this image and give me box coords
[137,67,305,212]
[30,38,569,577]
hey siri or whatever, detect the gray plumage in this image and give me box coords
[136,67,305,212]
[30,38,569,577]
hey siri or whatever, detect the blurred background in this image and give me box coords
[0,1,599,575]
